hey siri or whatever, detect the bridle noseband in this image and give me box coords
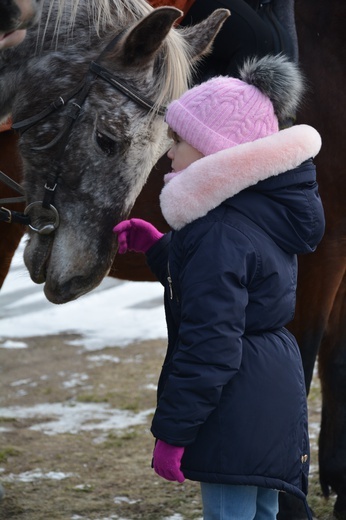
[0,31,166,234]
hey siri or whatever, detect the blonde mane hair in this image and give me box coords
[44,0,194,110]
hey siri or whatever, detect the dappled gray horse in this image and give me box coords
[0,0,228,304]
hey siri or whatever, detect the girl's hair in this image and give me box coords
[167,127,180,143]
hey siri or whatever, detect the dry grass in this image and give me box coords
[0,334,336,519]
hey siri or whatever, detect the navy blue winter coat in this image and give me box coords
[146,125,325,502]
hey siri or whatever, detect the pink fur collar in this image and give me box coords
[160,124,322,230]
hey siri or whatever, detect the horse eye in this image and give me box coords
[95,130,116,156]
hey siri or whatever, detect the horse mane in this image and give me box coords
[42,0,193,109]
[51,0,153,33]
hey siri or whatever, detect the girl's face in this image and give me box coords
[167,130,204,173]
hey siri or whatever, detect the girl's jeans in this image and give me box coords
[200,483,279,520]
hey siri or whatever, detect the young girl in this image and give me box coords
[113,54,325,520]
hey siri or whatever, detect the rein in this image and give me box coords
[0,169,30,225]
[0,31,166,234]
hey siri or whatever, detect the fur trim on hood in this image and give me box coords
[160,124,322,230]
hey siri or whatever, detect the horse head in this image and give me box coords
[5,1,229,303]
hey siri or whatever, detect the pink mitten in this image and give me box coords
[113,218,164,254]
[153,439,185,483]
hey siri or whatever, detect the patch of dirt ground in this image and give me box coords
[0,334,336,519]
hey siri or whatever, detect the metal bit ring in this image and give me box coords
[24,201,60,235]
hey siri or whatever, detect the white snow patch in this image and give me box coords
[0,402,154,435]
[3,468,76,482]
[0,340,28,349]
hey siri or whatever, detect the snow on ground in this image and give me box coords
[0,241,167,492]
[0,402,155,435]
[0,240,167,350]
[0,241,164,431]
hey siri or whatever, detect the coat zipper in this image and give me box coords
[167,261,174,300]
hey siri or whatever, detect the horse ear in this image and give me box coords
[181,8,230,62]
[114,7,183,67]
[106,7,230,68]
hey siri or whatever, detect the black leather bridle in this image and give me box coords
[0,31,166,234]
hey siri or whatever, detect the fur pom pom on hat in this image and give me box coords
[165,54,305,156]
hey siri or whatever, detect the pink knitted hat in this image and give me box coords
[165,76,279,156]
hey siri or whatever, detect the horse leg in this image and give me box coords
[290,240,345,394]
[0,130,25,289]
[318,272,346,519]
[277,240,346,520]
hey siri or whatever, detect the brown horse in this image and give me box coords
[0,124,25,288]
[290,1,346,517]
[1,0,346,518]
